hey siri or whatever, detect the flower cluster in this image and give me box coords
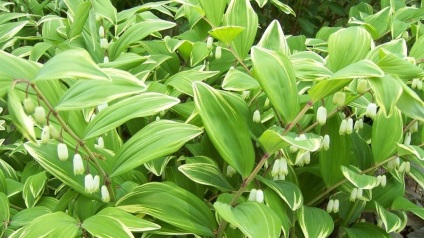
[248,189,264,203]
[271,159,288,181]
[326,199,340,213]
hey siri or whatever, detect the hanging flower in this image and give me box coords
[57,143,68,161]
[41,126,50,144]
[85,174,94,193]
[73,154,84,175]
[96,136,105,149]
[49,125,60,139]
[255,189,264,203]
[101,185,110,203]
[93,175,100,192]
[253,110,261,123]
[326,199,334,213]
[322,134,330,151]
[332,92,346,107]
[404,132,412,145]
[215,46,222,60]
[248,189,257,202]
[100,38,109,50]
[339,119,347,135]
[350,188,358,202]
[33,106,46,125]
[365,103,377,119]
[346,118,353,134]
[317,106,327,126]
[98,26,105,38]
[23,98,35,115]
[332,199,339,213]
[354,118,363,131]
[356,79,368,94]
[226,165,236,177]
[206,36,213,50]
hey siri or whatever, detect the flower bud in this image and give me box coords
[96,136,105,149]
[332,199,339,213]
[404,132,411,145]
[253,110,261,123]
[317,106,327,126]
[255,189,264,203]
[41,126,50,144]
[339,119,347,135]
[279,159,288,176]
[73,153,85,175]
[33,106,46,125]
[241,91,250,100]
[23,98,35,115]
[354,118,363,131]
[248,189,257,201]
[49,125,60,139]
[411,78,419,89]
[101,185,110,203]
[380,175,386,187]
[98,26,105,38]
[365,103,377,119]
[356,188,363,199]
[103,56,109,63]
[271,159,280,177]
[215,46,222,60]
[326,199,334,213]
[226,165,236,177]
[405,161,411,174]
[206,36,213,50]
[322,134,330,151]
[289,145,298,153]
[346,118,353,134]
[350,188,358,201]
[409,121,418,133]
[93,175,100,192]
[57,143,68,161]
[100,38,109,50]
[357,79,368,94]
[332,92,345,107]
[264,98,270,107]
[85,174,94,193]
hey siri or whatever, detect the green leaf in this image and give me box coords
[178,163,233,191]
[10,207,51,227]
[0,192,9,236]
[372,108,403,163]
[344,223,390,238]
[0,51,40,97]
[109,20,176,60]
[111,120,202,177]
[209,26,245,46]
[392,196,424,220]
[14,212,79,237]
[116,182,216,236]
[410,35,424,59]
[289,52,332,81]
[193,82,255,178]
[377,51,424,80]
[251,46,299,123]
[256,176,303,210]
[68,1,91,40]
[297,206,334,238]
[84,93,179,139]
[56,68,146,110]
[93,0,117,25]
[319,116,351,187]
[199,0,226,26]
[223,0,258,60]
[0,21,28,43]
[22,171,47,208]
[35,49,110,81]
[374,202,406,233]
[327,27,372,71]
[214,201,282,238]
[221,67,259,91]
[189,42,210,67]
[367,75,402,116]
[270,0,295,15]
[263,189,292,238]
[257,20,290,55]
[258,129,321,154]
[166,69,218,96]
[7,89,36,143]
[396,79,424,121]
[329,60,384,80]
[341,166,379,189]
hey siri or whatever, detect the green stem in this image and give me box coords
[306,154,398,206]
[29,81,116,202]
[283,101,313,135]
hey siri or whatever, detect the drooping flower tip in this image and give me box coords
[253,110,261,123]
[101,185,110,203]
[23,98,35,115]
[57,143,68,161]
[226,165,236,177]
[100,38,109,50]
[33,106,46,125]
[255,189,264,203]
[93,175,100,192]
[98,26,105,38]
[332,199,339,213]
[322,134,330,151]
[409,121,418,133]
[96,136,105,149]
[49,125,60,139]
[248,189,257,202]
[241,90,250,100]
[404,132,412,145]
[326,199,334,213]
[41,126,50,144]
[215,46,222,60]
[339,119,347,135]
[73,153,85,175]
[350,188,358,202]
[103,56,109,63]
[85,174,94,193]
[206,36,213,50]
[357,79,368,94]
[317,106,327,126]
[346,118,353,134]
[365,103,377,119]
[354,118,364,131]
[411,78,422,90]
[380,175,387,188]
[332,92,346,107]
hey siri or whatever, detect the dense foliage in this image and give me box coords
[1,0,424,237]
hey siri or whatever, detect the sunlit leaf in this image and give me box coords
[297,206,334,238]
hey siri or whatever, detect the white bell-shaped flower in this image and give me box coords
[332,92,345,107]
[41,126,50,144]
[33,106,46,125]
[365,103,377,119]
[57,143,68,161]
[101,185,110,203]
[253,110,261,123]
[317,106,327,126]
[73,154,85,175]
